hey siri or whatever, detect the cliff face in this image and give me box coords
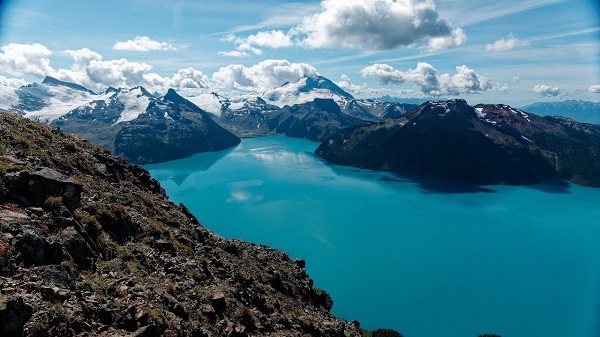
[0,112,360,337]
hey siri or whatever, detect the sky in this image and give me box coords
[0,0,599,106]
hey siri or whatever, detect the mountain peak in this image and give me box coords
[163,88,186,103]
[42,76,95,94]
[162,88,205,113]
[298,75,353,99]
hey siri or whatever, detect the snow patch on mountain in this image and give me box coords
[262,76,353,108]
[20,84,100,122]
[188,92,229,116]
[115,87,151,123]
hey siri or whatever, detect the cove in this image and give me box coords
[146,136,600,337]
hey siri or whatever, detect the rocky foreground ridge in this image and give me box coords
[0,112,361,337]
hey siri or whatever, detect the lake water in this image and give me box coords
[146,136,600,337]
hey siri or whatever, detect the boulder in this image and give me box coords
[2,168,82,211]
[211,291,226,314]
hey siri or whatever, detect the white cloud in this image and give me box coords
[113,36,177,52]
[336,74,412,97]
[0,43,54,77]
[144,67,210,90]
[297,0,465,50]
[485,34,529,53]
[588,85,600,93]
[64,48,102,70]
[0,43,210,93]
[219,31,292,57]
[246,30,294,49]
[223,0,466,54]
[337,75,368,95]
[0,75,27,88]
[426,27,467,52]
[218,50,252,58]
[212,59,318,92]
[362,62,505,96]
[531,84,561,97]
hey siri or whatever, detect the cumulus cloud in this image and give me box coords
[485,34,529,53]
[336,74,412,97]
[212,59,318,92]
[531,84,561,97]
[55,54,154,90]
[219,31,293,57]
[0,75,27,88]
[362,62,505,96]
[113,36,177,52]
[337,75,368,94]
[64,48,102,69]
[588,85,600,93]
[0,43,54,77]
[222,0,465,54]
[145,68,210,90]
[0,42,210,94]
[297,0,465,50]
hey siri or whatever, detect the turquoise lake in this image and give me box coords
[146,136,600,337]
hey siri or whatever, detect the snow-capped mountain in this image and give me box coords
[54,87,240,164]
[0,76,104,122]
[187,92,231,117]
[188,74,417,125]
[261,75,354,108]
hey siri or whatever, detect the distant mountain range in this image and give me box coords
[54,87,240,164]
[1,75,599,187]
[316,99,600,187]
[0,77,240,164]
[522,100,600,124]
[0,75,417,162]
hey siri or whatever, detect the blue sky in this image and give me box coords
[0,0,598,105]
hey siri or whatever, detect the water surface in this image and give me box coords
[147,136,600,337]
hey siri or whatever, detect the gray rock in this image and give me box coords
[2,168,82,211]
[33,264,75,288]
[58,226,95,270]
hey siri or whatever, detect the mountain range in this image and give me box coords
[53,87,240,164]
[316,99,600,187]
[0,75,417,155]
[522,100,600,124]
[1,75,599,188]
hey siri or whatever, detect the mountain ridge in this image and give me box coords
[316,99,600,187]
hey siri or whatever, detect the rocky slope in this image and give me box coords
[0,112,361,337]
[316,99,600,186]
[54,88,240,164]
